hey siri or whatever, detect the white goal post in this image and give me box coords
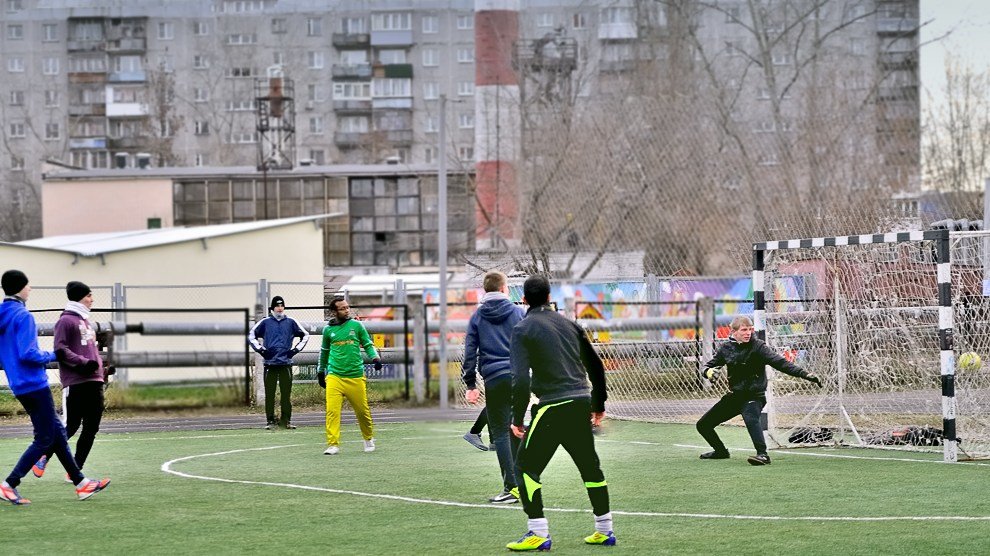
[752,230,978,462]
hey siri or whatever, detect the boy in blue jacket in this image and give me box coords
[0,270,110,505]
[462,271,525,503]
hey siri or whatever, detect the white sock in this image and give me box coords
[595,512,613,534]
[528,518,549,538]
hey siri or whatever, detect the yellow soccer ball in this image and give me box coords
[958,352,982,372]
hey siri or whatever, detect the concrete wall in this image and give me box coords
[42,178,174,237]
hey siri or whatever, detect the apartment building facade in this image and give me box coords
[0,0,920,247]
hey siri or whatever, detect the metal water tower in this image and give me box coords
[255,66,295,171]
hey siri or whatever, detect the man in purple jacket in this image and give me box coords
[33,281,109,479]
[462,271,526,504]
[0,270,109,505]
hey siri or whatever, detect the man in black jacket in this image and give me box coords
[697,316,821,465]
[505,275,615,551]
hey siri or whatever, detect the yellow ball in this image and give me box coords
[959,352,982,372]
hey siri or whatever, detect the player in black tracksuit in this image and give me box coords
[697,316,821,465]
[505,275,615,551]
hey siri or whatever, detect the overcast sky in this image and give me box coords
[919,1,990,108]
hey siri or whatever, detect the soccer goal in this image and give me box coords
[753,229,990,462]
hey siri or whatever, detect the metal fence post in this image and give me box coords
[113,282,128,387]
[252,279,267,408]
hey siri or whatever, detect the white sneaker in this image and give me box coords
[323,446,340,455]
[363,439,376,453]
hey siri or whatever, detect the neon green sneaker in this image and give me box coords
[584,531,617,546]
[506,531,551,551]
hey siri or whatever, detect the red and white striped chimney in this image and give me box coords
[475,0,521,249]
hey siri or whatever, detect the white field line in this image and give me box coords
[161,445,990,522]
[667,442,990,467]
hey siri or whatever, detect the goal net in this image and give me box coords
[754,230,989,462]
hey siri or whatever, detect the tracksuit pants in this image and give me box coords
[6,387,85,487]
[264,365,293,426]
[484,377,518,491]
[44,381,105,470]
[325,374,374,447]
[696,391,768,455]
[514,398,609,519]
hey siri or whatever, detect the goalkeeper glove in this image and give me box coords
[700,367,718,381]
[317,372,326,388]
[81,359,100,374]
[373,358,383,371]
[807,374,822,387]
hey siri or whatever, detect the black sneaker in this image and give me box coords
[265,422,277,430]
[747,453,771,466]
[700,451,730,460]
[463,433,489,451]
[283,423,297,430]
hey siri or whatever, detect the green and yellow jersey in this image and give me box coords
[318,318,379,378]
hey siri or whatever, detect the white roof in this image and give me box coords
[6,214,341,257]
[338,273,477,296]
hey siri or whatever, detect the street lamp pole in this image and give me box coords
[438,94,449,409]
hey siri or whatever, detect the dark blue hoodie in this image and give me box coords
[461,294,525,389]
[0,297,57,396]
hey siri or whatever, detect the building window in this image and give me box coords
[309,116,324,134]
[457,81,474,96]
[342,17,366,34]
[44,90,58,107]
[424,147,437,164]
[158,54,174,73]
[226,67,255,78]
[226,33,257,45]
[194,121,210,135]
[112,55,142,73]
[272,51,284,66]
[725,5,741,22]
[333,81,371,99]
[537,13,554,28]
[7,0,23,12]
[423,81,439,99]
[772,52,791,66]
[9,122,25,137]
[573,13,587,29]
[45,123,60,140]
[422,15,438,34]
[372,13,411,31]
[42,23,58,41]
[307,149,325,165]
[456,15,473,30]
[271,18,286,34]
[147,217,162,229]
[195,153,208,166]
[456,48,474,63]
[194,87,209,102]
[378,49,406,64]
[422,48,439,67]
[157,22,174,40]
[425,115,438,133]
[307,84,320,102]
[7,23,23,40]
[757,87,771,100]
[373,78,411,97]
[458,112,474,129]
[193,55,209,69]
[7,57,24,72]
[43,57,60,75]
[338,116,369,132]
[602,7,633,24]
[9,90,24,106]
[307,17,322,36]
[11,156,24,171]
[458,146,474,161]
[193,21,209,36]
[308,51,324,69]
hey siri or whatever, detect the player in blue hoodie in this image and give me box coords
[0,270,110,505]
[462,271,526,504]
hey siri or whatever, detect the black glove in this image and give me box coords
[257,348,268,358]
[317,372,326,388]
[807,374,822,387]
[105,365,117,376]
[81,359,100,374]
[373,358,383,371]
[290,348,301,356]
[55,348,67,363]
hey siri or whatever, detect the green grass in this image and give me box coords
[2,420,990,555]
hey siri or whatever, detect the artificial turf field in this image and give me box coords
[2,419,989,555]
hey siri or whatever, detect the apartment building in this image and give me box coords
[0,0,920,248]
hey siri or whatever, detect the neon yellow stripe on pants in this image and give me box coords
[325,374,374,446]
[525,399,573,449]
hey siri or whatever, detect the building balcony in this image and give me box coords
[877,18,919,35]
[372,97,412,110]
[67,39,105,52]
[68,72,108,84]
[333,99,373,113]
[108,136,147,149]
[106,37,147,52]
[332,32,370,48]
[68,103,107,116]
[879,51,917,69]
[68,137,107,150]
[106,102,148,117]
[598,22,637,41]
[370,30,413,47]
[877,86,917,102]
[383,129,413,144]
[599,59,636,73]
[331,63,373,79]
[375,63,413,79]
[108,71,146,83]
[334,131,369,147]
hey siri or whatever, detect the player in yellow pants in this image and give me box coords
[317,298,382,455]
[324,374,374,447]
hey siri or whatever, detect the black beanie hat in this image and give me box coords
[66,281,92,302]
[2,270,29,296]
[270,295,285,310]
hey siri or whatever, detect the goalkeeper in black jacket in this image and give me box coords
[697,316,821,465]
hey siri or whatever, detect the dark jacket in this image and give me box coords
[53,306,105,387]
[509,305,607,426]
[248,313,309,366]
[703,337,810,395]
[0,297,57,396]
[461,296,525,389]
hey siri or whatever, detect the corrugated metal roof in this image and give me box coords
[44,163,471,181]
[7,214,341,257]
